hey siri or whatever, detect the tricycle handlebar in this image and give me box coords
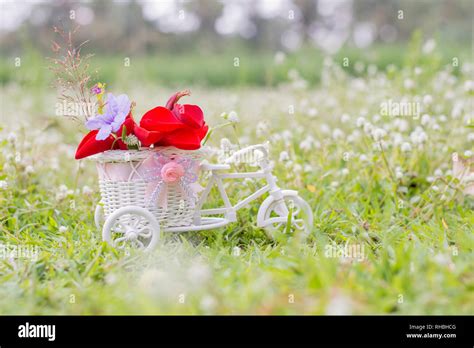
[224,143,269,165]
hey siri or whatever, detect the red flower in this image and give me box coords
[135,90,208,150]
[75,114,137,159]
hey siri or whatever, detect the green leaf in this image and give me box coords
[121,125,127,142]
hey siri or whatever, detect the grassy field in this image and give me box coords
[0,41,473,314]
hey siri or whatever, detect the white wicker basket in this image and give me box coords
[90,147,202,228]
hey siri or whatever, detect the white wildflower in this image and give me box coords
[423,95,433,105]
[308,108,318,118]
[332,128,344,140]
[7,132,17,143]
[341,114,350,123]
[359,154,368,162]
[105,273,118,285]
[256,121,268,137]
[434,169,443,177]
[232,246,241,256]
[401,142,412,152]
[464,150,473,157]
[200,295,217,312]
[82,185,93,195]
[395,167,404,179]
[274,51,286,65]
[464,80,473,92]
[187,262,211,286]
[422,39,436,54]
[404,78,415,89]
[0,180,8,189]
[363,122,373,135]
[325,294,353,315]
[228,111,239,123]
[59,226,68,233]
[299,135,315,151]
[372,128,386,141]
[341,168,349,176]
[421,114,431,126]
[320,124,330,134]
[25,165,34,174]
[304,164,313,173]
[356,117,366,128]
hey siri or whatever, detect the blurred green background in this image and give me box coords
[0,0,471,88]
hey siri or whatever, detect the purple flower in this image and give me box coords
[91,85,102,95]
[85,93,131,140]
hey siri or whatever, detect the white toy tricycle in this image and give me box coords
[92,144,313,251]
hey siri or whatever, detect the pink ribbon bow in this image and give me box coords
[141,152,201,210]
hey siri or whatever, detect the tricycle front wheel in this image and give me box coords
[258,191,313,241]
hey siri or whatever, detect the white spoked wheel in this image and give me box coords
[261,194,313,241]
[94,204,104,230]
[102,206,160,251]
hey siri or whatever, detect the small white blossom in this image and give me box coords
[0,180,8,189]
[59,226,68,233]
[363,122,373,135]
[232,246,241,256]
[256,121,268,137]
[422,39,436,54]
[464,150,473,157]
[404,78,415,90]
[372,128,387,141]
[279,151,290,162]
[332,128,344,140]
[25,165,34,174]
[401,142,412,152]
[320,124,330,134]
[228,111,239,123]
[274,51,286,65]
[423,95,433,105]
[464,80,473,92]
[308,108,318,118]
[7,132,17,142]
[82,185,93,195]
[299,135,315,151]
[356,117,366,128]
[421,114,431,126]
[200,295,217,312]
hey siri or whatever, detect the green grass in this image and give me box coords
[0,41,473,314]
[0,40,470,88]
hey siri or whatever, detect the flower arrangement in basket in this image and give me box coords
[49,26,314,251]
[50,26,208,230]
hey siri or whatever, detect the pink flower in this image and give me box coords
[161,161,185,183]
